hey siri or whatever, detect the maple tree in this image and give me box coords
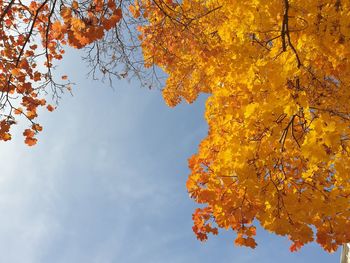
[130,0,350,253]
[0,0,122,145]
[2,0,350,255]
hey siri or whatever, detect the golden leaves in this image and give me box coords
[129,1,141,18]
[71,18,86,31]
[138,0,350,252]
[2,0,350,253]
[244,103,259,118]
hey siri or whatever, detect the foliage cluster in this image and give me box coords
[1,0,350,253]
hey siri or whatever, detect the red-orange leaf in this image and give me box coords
[25,137,37,146]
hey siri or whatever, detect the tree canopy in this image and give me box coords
[135,0,350,252]
[0,0,122,145]
[1,0,350,253]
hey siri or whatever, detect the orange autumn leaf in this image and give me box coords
[23,129,35,138]
[32,123,43,132]
[33,72,41,81]
[60,7,72,20]
[5,19,11,26]
[51,21,62,31]
[19,59,29,69]
[46,104,55,112]
[129,5,140,18]
[26,110,37,119]
[245,237,257,249]
[25,137,37,146]
[11,68,22,77]
[234,236,245,246]
[105,12,122,29]
[71,0,79,9]
[290,241,303,252]
[71,18,86,31]
[2,133,11,141]
[14,108,23,115]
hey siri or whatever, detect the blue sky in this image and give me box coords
[0,50,341,262]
